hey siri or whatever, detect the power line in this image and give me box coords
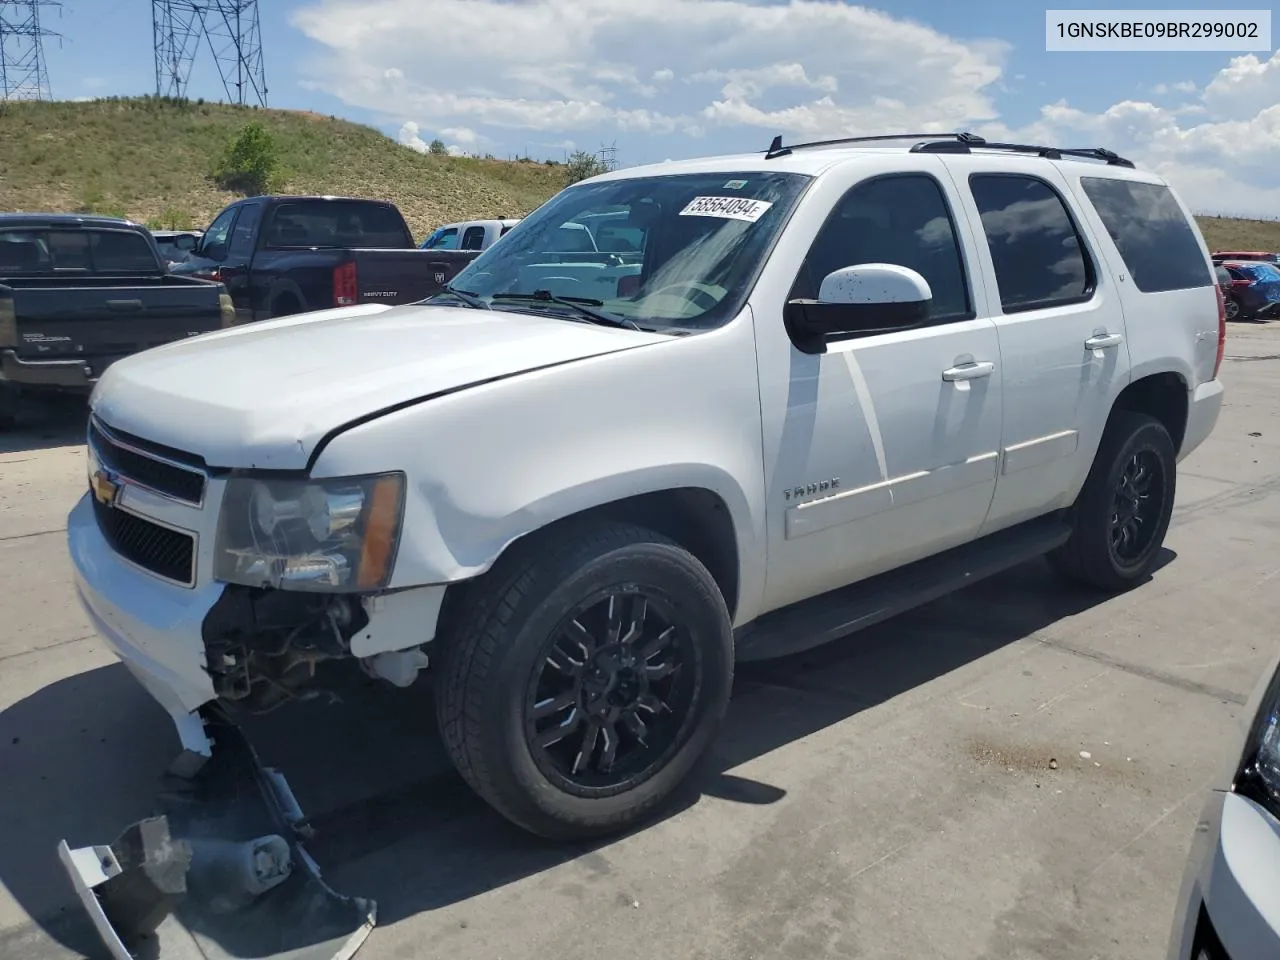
[152,1,267,106]
[0,0,61,101]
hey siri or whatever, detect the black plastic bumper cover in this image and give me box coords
[56,712,376,960]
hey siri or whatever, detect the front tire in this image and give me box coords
[435,522,734,840]
[1049,411,1176,592]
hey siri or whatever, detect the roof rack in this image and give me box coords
[763,132,1134,168]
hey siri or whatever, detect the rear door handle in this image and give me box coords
[1085,332,1124,350]
[942,361,994,381]
[106,299,144,312]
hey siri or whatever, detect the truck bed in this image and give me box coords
[1,274,226,387]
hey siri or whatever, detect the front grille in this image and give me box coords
[89,419,206,505]
[92,497,196,586]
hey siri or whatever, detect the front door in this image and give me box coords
[755,160,1004,613]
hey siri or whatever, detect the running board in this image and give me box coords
[57,711,376,960]
[734,513,1072,662]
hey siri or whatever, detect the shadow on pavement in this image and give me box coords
[0,395,88,456]
[0,550,1173,957]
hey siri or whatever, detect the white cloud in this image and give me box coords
[292,0,1007,141]
[1151,80,1197,95]
[397,120,430,153]
[296,0,1280,217]
[979,53,1280,216]
[441,126,480,145]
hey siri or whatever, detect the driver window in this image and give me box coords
[201,207,239,262]
[791,174,972,323]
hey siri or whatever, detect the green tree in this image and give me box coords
[213,121,279,195]
[428,138,447,156]
[564,149,608,185]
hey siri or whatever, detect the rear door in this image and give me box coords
[942,160,1132,534]
[1065,173,1220,401]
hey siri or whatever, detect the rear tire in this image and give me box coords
[1049,411,1176,592]
[434,522,734,840]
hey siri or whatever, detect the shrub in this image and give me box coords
[564,149,608,185]
[213,120,279,195]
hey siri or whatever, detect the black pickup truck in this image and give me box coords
[171,195,481,323]
[0,214,233,428]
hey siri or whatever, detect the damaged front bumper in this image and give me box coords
[65,496,387,958]
[58,711,376,960]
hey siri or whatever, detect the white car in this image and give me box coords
[1168,650,1280,959]
[63,131,1225,954]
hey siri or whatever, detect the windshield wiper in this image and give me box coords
[491,290,641,330]
[435,285,491,310]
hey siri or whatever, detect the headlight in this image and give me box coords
[214,472,405,592]
[1234,666,1280,819]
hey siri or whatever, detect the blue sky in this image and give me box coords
[39,0,1280,215]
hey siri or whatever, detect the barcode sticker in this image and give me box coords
[678,196,774,222]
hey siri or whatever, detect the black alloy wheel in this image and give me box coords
[1108,449,1165,565]
[525,590,698,796]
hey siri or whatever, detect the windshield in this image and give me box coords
[439,171,811,331]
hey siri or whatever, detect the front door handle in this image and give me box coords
[942,361,994,381]
[1085,332,1124,350]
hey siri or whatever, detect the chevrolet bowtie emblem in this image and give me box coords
[90,468,120,507]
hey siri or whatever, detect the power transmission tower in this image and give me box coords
[151,1,267,106]
[152,0,204,99]
[0,0,61,101]
[598,140,618,171]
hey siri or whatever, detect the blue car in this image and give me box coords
[1221,260,1280,321]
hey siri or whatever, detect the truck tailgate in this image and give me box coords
[4,277,224,373]
[350,248,480,304]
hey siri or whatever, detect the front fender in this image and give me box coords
[310,313,769,625]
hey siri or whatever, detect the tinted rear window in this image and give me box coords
[262,202,409,248]
[1079,178,1211,293]
[0,228,157,273]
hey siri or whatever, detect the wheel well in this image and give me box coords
[442,488,741,625]
[1113,372,1188,453]
[270,293,303,317]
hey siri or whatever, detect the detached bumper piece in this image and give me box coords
[56,713,376,960]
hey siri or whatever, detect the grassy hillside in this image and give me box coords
[1194,216,1280,253]
[0,97,566,242]
[0,97,1276,251]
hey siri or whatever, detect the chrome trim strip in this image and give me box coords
[89,414,208,508]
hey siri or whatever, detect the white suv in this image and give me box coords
[70,132,1225,842]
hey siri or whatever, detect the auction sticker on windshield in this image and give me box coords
[679,196,774,222]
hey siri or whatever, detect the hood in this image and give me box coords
[90,302,670,470]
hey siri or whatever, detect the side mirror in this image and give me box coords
[785,263,932,354]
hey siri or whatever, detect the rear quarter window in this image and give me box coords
[1079,177,1211,293]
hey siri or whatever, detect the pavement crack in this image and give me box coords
[0,633,96,664]
[0,526,66,542]
[1035,637,1247,705]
